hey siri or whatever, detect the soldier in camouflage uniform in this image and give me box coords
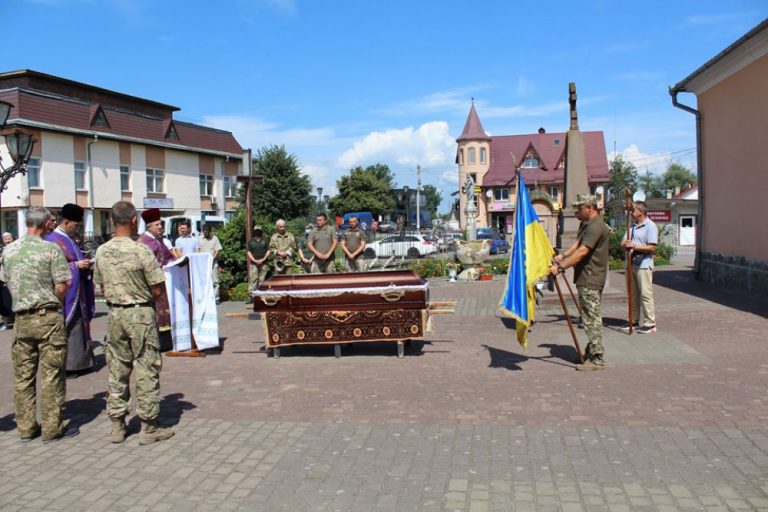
[268,219,297,275]
[550,194,611,371]
[94,201,174,445]
[2,207,79,443]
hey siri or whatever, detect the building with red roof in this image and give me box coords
[0,69,249,237]
[456,102,609,242]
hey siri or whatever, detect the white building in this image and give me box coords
[0,69,249,237]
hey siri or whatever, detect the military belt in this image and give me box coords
[16,307,60,316]
[107,301,154,309]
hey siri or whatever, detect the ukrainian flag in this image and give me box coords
[499,173,554,348]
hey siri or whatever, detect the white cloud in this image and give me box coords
[337,121,455,170]
[440,170,459,186]
[202,115,337,149]
[381,85,488,116]
[610,144,672,175]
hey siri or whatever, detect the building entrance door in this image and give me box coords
[679,215,696,246]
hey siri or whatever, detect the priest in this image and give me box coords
[138,208,175,351]
[46,203,95,374]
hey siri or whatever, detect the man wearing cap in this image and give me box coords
[3,207,79,443]
[247,225,270,295]
[550,194,611,371]
[94,201,174,445]
[46,203,95,375]
[138,208,175,351]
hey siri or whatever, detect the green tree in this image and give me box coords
[607,154,639,202]
[327,164,396,216]
[660,162,697,195]
[421,184,442,216]
[637,170,663,198]
[249,145,313,222]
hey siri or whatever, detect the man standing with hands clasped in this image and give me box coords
[621,201,658,334]
[94,201,174,445]
[308,213,338,274]
[3,207,79,443]
[341,215,367,272]
[549,194,611,371]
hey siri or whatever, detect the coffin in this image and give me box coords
[252,271,429,349]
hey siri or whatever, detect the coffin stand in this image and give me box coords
[252,271,453,358]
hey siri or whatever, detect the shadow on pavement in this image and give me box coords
[159,392,197,427]
[64,391,107,430]
[654,266,768,319]
[483,344,576,371]
[264,340,432,358]
[0,412,16,432]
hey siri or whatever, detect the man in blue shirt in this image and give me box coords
[621,201,658,334]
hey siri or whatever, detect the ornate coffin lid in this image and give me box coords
[254,270,428,300]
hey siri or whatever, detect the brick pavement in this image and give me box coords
[1,264,768,511]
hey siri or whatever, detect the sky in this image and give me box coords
[5,0,767,211]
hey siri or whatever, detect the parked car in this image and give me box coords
[377,220,397,233]
[439,232,463,252]
[364,234,437,259]
[477,231,509,254]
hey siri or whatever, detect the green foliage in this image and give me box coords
[216,209,248,286]
[228,282,251,303]
[421,185,442,216]
[408,258,449,278]
[250,145,313,222]
[609,226,628,261]
[655,242,675,264]
[328,164,396,217]
[608,155,638,203]
[638,170,664,199]
[660,162,697,194]
[484,258,510,275]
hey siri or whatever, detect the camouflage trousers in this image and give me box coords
[577,286,604,364]
[104,306,162,421]
[12,309,67,438]
[248,263,269,293]
[311,258,336,274]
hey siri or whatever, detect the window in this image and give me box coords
[553,139,561,146]
[468,147,476,164]
[458,149,464,165]
[26,157,41,188]
[199,174,214,196]
[120,165,130,191]
[146,168,164,193]
[523,157,540,168]
[493,188,509,201]
[590,185,597,195]
[548,186,559,198]
[74,161,86,190]
[223,176,237,197]
[480,147,487,164]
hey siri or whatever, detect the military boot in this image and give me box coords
[138,419,174,445]
[109,416,126,444]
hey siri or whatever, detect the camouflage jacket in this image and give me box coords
[94,236,165,305]
[1,235,71,312]
[269,232,297,256]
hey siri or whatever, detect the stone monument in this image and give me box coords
[463,174,477,241]
[558,82,591,250]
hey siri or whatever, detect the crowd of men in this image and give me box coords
[247,213,367,293]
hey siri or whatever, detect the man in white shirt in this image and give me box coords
[174,221,199,257]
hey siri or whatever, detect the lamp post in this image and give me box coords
[0,100,36,231]
[402,185,410,234]
[316,187,323,214]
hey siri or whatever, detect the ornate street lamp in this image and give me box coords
[402,185,410,233]
[0,100,37,220]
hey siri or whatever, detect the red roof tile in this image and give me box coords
[456,102,490,142]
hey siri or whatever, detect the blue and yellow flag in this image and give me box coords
[498,173,554,348]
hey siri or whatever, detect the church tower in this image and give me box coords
[456,101,491,231]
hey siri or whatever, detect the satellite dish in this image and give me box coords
[633,189,646,202]
[485,189,493,198]
[596,186,604,195]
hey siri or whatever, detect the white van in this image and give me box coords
[163,215,227,243]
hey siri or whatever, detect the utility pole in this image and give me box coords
[416,165,422,231]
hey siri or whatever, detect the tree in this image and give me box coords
[637,170,663,199]
[607,154,639,203]
[249,145,313,222]
[659,162,697,195]
[327,164,396,217]
[421,184,442,216]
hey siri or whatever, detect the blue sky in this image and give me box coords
[6,0,767,211]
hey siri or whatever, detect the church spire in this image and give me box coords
[456,100,490,142]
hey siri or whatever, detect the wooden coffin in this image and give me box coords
[252,271,429,348]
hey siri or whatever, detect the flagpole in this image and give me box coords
[561,271,582,317]
[553,273,585,363]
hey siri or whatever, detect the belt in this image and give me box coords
[107,301,154,308]
[16,307,60,316]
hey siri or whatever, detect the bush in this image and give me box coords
[655,242,674,265]
[408,258,449,278]
[484,258,510,275]
[609,226,627,261]
[227,282,251,303]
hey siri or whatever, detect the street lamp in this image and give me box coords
[402,185,410,233]
[0,101,37,223]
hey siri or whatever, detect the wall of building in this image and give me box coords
[697,52,768,293]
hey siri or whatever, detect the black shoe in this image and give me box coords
[42,423,80,444]
[20,425,41,443]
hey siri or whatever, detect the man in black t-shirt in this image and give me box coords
[247,225,270,295]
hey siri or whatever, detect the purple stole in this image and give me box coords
[138,232,173,330]
[46,230,95,327]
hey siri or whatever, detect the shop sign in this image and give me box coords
[143,197,175,209]
[647,209,671,222]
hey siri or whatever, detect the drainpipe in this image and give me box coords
[86,135,99,237]
[670,88,703,275]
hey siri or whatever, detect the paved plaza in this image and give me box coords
[1,260,768,512]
